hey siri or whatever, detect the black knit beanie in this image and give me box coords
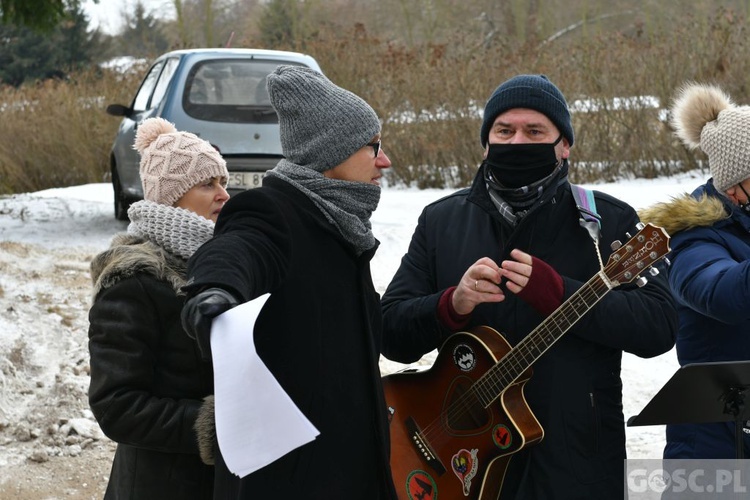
[480,74,574,148]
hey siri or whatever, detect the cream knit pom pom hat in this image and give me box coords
[670,83,750,191]
[134,117,228,206]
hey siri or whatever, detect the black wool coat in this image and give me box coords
[381,168,677,500]
[88,234,214,500]
[184,176,397,499]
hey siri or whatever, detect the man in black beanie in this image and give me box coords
[380,74,677,499]
[181,66,396,499]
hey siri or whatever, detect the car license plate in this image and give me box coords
[228,172,265,190]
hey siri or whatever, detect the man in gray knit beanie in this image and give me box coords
[181,66,398,498]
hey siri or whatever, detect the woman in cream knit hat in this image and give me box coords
[87,117,228,499]
[639,83,750,459]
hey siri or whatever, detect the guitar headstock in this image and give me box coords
[605,223,670,286]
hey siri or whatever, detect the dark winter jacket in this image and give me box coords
[639,180,750,458]
[88,233,214,500]
[381,167,677,499]
[183,175,397,499]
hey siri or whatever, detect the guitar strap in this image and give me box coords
[570,183,601,245]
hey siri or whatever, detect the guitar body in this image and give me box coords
[383,326,544,500]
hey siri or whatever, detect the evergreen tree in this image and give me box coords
[0,0,66,31]
[0,24,59,85]
[118,0,169,57]
[0,1,98,86]
[258,0,296,47]
[58,1,101,71]
[258,0,316,48]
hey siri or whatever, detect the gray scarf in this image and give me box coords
[486,161,568,226]
[266,159,380,255]
[127,200,215,260]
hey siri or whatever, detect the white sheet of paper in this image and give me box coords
[210,293,319,478]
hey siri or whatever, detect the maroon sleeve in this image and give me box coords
[436,286,472,331]
[516,256,564,316]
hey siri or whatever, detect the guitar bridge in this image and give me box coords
[406,417,446,475]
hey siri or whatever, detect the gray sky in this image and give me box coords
[82,0,174,35]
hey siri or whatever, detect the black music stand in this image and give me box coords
[627,361,750,460]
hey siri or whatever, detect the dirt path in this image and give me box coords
[0,443,114,499]
[0,241,114,499]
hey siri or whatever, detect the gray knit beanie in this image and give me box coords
[267,65,381,172]
[480,74,574,148]
[670,82,750,192]
[134,117,228,206]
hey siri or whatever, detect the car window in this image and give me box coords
[132,61,164,112]
[150,57,180,109]
[183,59,306,124]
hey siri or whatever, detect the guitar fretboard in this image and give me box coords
[474,272,612,408]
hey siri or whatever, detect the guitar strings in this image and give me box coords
[476,276,608,405]
[415,253,628,449]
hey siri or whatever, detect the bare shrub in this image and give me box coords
[0,68,141,195]
[302,10,745,188]
[2,6,750,193]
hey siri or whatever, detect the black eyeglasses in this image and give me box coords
[367,140,381,158]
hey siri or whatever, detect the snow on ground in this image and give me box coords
[0,171,705,497]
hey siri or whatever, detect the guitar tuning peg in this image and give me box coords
[649,267,660,277]
[636,276,648,287]
[610,240,622,251]
[625,232,633,239]
[664,257,671,267]
[636,222,645,230]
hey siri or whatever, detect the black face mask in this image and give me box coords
[484,135,563,189]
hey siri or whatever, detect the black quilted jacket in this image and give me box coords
[88,234,214,500]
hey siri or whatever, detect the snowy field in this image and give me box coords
[0,170,707,497]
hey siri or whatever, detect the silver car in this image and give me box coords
[106,48,322,220]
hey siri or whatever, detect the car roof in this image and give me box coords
[156,48,312,59]
[154,48,322,71]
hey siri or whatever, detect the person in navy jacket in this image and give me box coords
[640,82,750,459]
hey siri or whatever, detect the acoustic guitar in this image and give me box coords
[383,223,670,500]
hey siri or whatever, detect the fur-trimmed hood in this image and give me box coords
[638,192,729,236]
[90,233,188,300]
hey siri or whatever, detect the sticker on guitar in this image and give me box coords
[453,344,477,372]
[451,448,479,495]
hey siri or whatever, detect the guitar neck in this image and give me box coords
[474,271,613,408]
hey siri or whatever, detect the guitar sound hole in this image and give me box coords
[445,380,489,431]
